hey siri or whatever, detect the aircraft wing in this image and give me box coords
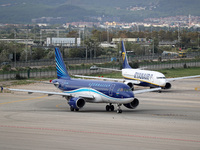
[97,67,122,72]
[133,87,161,94]
[74,75,140,84]
[166,75,200,82]
[3,88,94,99]
[90,65,121,72]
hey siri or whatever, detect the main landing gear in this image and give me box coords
[70,106,79,112]
[106,103,114,111]
[105,103,122,113]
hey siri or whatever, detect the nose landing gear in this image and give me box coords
[116,104,122,113]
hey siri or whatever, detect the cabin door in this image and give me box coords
[109,84,115,97]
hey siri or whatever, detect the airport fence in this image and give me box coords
[2,51,200,68]
[0,58,200,80]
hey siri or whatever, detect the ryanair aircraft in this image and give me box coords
[75,41,200,91]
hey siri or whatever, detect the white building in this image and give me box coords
[0,39,34,45]
[112,38,146,43]
[46,37,81,46]
[100,42,117,48]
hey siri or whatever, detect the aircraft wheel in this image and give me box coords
[106,105,110,111]
[70,106,74,111]
[117,109,122,113]
[110,105,114,111]
[75,108,79,111]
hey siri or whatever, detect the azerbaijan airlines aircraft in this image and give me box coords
[2,47,161,113]
[75,41,200,91]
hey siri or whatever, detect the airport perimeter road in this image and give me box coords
[0,79,200,150]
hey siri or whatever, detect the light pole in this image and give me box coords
[26,29,28,62]
[40,30,42,45]
[107,26,109,43]
[85,46,88,60]
[14,30,16,68]
[56,27,59,37]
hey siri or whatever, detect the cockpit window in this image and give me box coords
[117,88,132,92]
[157,77,166,79]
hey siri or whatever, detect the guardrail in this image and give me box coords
[1,60,200,80]
[2,51,200,68]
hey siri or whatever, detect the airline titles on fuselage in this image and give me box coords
[89,83,111,88]
[134,72,153,81]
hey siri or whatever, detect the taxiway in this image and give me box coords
[0,78,200,150]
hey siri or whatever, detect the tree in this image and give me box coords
[68,48,86,58]
[0,42,23,62]
[32,48,49,60]
[67,30,79,38]
[124,42,144,55]
[91,29,101,42]
[84,38,104,58]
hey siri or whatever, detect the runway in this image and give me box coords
[0,78,200,150]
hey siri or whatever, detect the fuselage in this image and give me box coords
[122,68,167,88]
[52,78,134,104]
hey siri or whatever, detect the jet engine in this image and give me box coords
[163,82,171,89]
[123,98,139,109]
[68,97,85,110]
[124,82,134,91]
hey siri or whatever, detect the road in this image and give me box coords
[0,78,200,150]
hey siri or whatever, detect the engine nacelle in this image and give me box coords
[68,97,85,109]
[123,98,139,109]
[124,82,134,91]
[163,82,171,89]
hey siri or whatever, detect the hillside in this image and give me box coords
[0,0,199,24]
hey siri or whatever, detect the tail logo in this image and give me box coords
[122,52,125,61]
[55,47,70,79]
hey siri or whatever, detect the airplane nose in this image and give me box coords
[129,91,134,98]
[160,79,167,87]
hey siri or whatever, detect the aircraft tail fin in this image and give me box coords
[55,47,71,79]
[121,41,132,69]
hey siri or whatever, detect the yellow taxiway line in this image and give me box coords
[0,95,48,106]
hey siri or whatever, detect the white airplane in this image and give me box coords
[1,47,161,113]
[75,41,200,91]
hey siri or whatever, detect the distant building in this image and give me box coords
[46,37,81,46]
[0,39,34,45]
[112,38,146,43]
[65,22,100,28]
[100,42,117,48]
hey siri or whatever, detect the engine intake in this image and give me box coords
[123,98,139,109]
[68,97,85,109]
[124,82,134,91]
[163,82,171,89]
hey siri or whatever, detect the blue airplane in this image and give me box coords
[3,47,160,113]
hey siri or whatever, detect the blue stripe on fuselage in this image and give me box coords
[52,78,134,100]
[123,76,161,88]
[138,81,160,88]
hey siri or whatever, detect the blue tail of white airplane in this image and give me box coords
[55,47,71,80]
[121,41,132,69]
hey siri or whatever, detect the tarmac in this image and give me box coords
[0,78,200,150]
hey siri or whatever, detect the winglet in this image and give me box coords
[1,86,3,93]
[55,47,71,79]
[121,41,132,69]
